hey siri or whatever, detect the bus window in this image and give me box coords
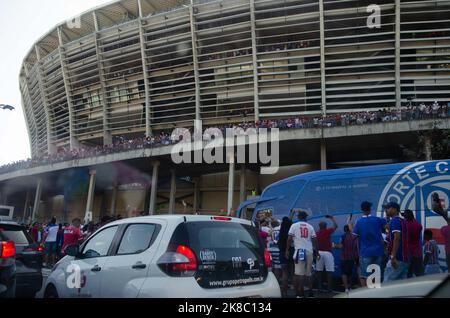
[294,175,388,217]
[240,207,255,221]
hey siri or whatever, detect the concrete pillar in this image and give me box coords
[255,170,261,196]
[240,165,247,204]
[395,0,401,109]
[320,139,327,170]
[149,161,160,215]
[137,0,152,137]
[63,196,69,224]
[169,170,177,215]
[424,135,432,161]
[21,68,37,157]
[193,177,200,213]
[319,0,327,116]
[227,156,236,216]
[35,45,56,155]
[250,0,260,122]
[22,190,30,224]
[85,170,97,221]
[0,188,7,205]
[110,182,118,216]
[92,11,112,146]
[31,179,42,223]
[57,27,79,150]
[189,0,201,121]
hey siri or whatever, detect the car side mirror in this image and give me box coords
[65,244,80,257]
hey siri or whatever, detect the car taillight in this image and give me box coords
[172,246,197,271]
[211,216,232,221]
[0,241,15,258]
[264,249,272,269]
[24,245,44,253]
[157,245,197,277]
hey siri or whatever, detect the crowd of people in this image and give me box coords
[202,48,253,61]
[1,103,449,175]
[0,132,173,174]
[21,190,450,295]
[256,192,450,298]
[27,215,120,268]
[259,40,311,53]
[201,41,312,61]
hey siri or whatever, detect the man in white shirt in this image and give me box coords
[419,103,426,119]
[432,101,440,118]
[43,217,59,268]
[286,210,319,298]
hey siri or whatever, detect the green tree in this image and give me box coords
[401,124,450,161]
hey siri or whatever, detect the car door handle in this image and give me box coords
[91,265,102,272]
[132,262,147,270]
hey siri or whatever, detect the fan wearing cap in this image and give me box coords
[384,202,410,282]
[351,201,387,287]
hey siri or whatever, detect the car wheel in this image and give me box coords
[44,285,59,298]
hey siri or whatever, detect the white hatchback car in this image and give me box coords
[43,215,281,298]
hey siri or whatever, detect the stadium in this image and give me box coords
[1,0,450,223]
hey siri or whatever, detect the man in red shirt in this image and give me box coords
[316,215,338,293]
[62,218,82,254]
[403,210,424,277]
[30,222,40,243]
[255,220,269,247]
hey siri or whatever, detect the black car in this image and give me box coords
[0,233,16,298]
[0,222,43,298]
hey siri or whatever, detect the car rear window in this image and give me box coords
[196,224,261,250]
[171,221,263,252]
[0,225,33,245]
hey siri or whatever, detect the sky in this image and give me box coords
[0,0,112,166]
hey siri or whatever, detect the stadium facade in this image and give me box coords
[20,0,450,156]
[2,0,450,222]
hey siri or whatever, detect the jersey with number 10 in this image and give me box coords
[288,221,316,252]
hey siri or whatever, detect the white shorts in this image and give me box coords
[316,251,335,272]
[294,250,313,277]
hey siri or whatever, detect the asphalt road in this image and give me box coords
[35,268,51,298]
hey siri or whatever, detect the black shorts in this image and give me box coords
[279,247,295,265]
[341,260,356,276]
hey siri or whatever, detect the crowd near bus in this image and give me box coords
[16,193,450,298]
[257,200,450,298]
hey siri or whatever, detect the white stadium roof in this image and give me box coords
[22,0,188,70]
